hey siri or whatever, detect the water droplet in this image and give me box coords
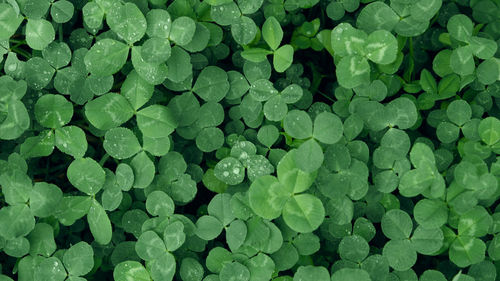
[7,63,17,72]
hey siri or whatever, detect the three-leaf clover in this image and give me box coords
[330,23,398,88]
[381,209,444,271]
[248,150,325,233]
[241,16,294,73]
[446,14,498,77]
[398,143,445,198]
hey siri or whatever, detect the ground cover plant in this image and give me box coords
[0,0,500,280]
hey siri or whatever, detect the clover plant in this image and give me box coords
[1,0,500,280]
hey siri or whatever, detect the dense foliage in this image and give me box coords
[1,0,500,280]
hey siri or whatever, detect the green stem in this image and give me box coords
[403,37,415,82]
[409,37,414,62]
[316,90,335,102]
[429,10,440,26]
[99,153,110,166]
[12,42,24,49]
[10,47,31,59]
[9,39,26,44]
[395,75,407,85]
[59,24,63,42]
[308,62,323,93]
[473,24,484,36]
[112,80,125,91]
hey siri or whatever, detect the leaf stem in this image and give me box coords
[429,10,440,26]
[112,80,124,91]
[403,37,415,82]
[10,47,31,59]
[99,153,110,166]
[473,24,484,36]
[316,90,335,102]
[58,24,63,42]
[12,42,24,49]
[308,62,323,94]
[8,39,26,44]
